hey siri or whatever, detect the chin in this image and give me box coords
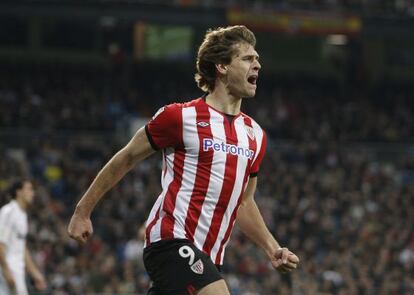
[244,90,256,98]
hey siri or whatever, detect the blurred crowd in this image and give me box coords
[1,65,414,295]
[1,135,413,294]
[8,0,414,16]
[1,65,413,142]
[245,80,414,143]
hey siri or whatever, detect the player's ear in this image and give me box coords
[215,63,228,75]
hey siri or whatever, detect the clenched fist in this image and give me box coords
[270,247,300,273]
[67,212,93,244]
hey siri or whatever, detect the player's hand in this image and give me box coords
[3,268,16,291]
[270,247,300,273]
[33,272,47,290]
[67,212,93,244]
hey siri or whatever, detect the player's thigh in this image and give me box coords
[196,279,230,295]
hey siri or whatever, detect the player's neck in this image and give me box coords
[15,197,28,211]
[205,84,242,115]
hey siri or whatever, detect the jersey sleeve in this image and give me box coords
[145,103,183,150]
[0,208,12,245]
[250,130,267,177]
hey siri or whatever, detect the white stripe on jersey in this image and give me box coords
[145,98,267,265]
[210,116,251,262]
[192,109,226,250]
[217,174,252,265]
[146,148,176,244]
[162,147,177,191]
[147,195,164,243]
[251,120,264,163]
[172,107,199,238]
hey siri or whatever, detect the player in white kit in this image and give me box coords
[0,180,46,295]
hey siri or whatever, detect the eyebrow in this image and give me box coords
[242,54,260,60]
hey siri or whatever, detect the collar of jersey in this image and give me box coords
[200,96,243,119]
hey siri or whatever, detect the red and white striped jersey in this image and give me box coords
[144,97,267,265]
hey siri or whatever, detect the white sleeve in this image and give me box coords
[0,208,13,246]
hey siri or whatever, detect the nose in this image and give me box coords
[253,59,261,71]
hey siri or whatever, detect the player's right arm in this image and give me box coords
[0,207,16,291]
[68,103,182,244]
[68,126,155,244]
[0,242,15,290]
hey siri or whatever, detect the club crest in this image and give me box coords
[190,259,204,274]
[245,126,255,140]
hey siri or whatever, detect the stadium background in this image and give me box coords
[1,0,414,294]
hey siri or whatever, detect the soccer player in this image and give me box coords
[0,179,47,295]
[68,25,299,295]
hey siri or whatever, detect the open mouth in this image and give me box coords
[247,74,258,85]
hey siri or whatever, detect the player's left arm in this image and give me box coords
[236,176,299,273]
[25,248,47,290]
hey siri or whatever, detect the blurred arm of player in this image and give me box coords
[0,242,16,291]
[236,177,300,273]
[25,248,47,290]
[68,127,155,244]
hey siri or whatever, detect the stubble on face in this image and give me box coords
[225,43,260,99]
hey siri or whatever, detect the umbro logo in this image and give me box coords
[197,121,210,127]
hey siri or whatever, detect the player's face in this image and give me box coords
[225,43,261,98]
[20,181,35,205]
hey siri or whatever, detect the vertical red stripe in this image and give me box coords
[202,116,238,255]
[160,109,184,239]
[214,116,257,264]
[160,149,186,239]
[184,104,214,241]
[145,206,161,245]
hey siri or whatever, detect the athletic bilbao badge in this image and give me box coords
[191,259,204,274]
[245,126,255,140]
